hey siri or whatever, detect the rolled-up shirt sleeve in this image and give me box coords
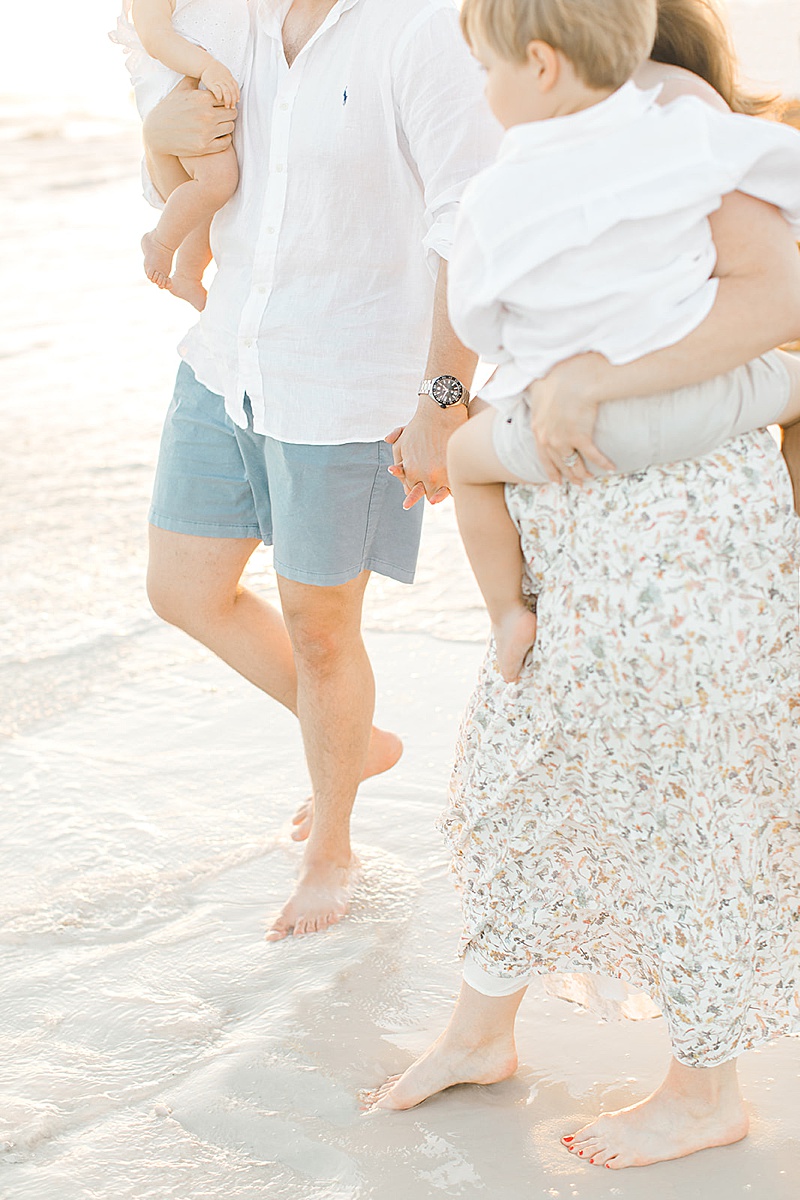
[390,0,502,273]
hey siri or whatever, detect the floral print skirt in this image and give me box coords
[442,431,800,1066]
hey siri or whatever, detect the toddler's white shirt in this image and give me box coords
[448,82,800,404]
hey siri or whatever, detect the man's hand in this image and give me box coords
[527,353,615,483]
[143,77,237,159]
[385,397,467,509]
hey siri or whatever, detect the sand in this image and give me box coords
[2,9,800,1196]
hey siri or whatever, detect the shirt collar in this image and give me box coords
[498,80,662,160]
[256,0,362,40]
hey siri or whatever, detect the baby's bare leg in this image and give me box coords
[170,221,213,311]
[448,410,536,683]
[776,351,800,513]
[142,147,238,289]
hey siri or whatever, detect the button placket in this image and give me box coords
[236,59,304,405]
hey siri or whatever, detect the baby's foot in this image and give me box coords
[141,231,174,290]
[169,274,208,311]
[493,605,538,683]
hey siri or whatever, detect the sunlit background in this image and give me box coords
[1,0,799,130]
[1,5,800,1199]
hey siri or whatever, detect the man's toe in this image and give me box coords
[265,915,293,942]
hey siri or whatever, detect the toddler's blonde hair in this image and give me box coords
[460,0,658,90]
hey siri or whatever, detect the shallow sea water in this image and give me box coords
[3,25,800,1200]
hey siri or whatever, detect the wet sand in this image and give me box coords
[2,50,800,1200]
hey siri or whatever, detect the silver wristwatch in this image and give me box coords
[418,375,471,409]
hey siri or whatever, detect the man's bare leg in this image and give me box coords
[360,980,524,1111]
[266,571,375,940]
[146,527,402,812]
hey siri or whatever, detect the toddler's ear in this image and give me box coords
[525,39,560,90]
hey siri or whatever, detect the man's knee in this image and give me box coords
[146,562,231,633]
[146,568,194,630]
[284,611,349,671]
[280,581,366,671]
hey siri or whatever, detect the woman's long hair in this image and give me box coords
[652,0,780,115]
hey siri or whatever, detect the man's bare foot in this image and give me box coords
[562,1075,749,1170]
[142,231,175,289]
[169,273,208,311]
[291,727,403,842]
[493,605,537,683]
[359,1031,518,1112]
[265,856,359,941]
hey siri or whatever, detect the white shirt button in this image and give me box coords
[266,226,276,235]
[279,102,289,111]
[275,162,286,173]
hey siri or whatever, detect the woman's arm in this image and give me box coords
[585,192,800,400]
[526,59,800,482]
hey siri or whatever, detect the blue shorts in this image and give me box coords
[149,362,424,586]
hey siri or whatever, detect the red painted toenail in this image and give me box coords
[563,1137,573,1143]
[579,1151,584,1156]
[590,1159,595,1164]
[606,1164,611,1169]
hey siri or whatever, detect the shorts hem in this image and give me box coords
[149,510,266,541]
[273,555,416,587]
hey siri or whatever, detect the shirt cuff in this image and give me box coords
[422,201,458,276]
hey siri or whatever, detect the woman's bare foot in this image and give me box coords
[291,727,403,842]
[141,231,175,289]
[493,605,537,683]
[563,1058,749,1170]
[360,1031,518,1112]
[265,855,360,941]
[169,273,208,311]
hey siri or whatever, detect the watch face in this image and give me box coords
[431,375,464,406]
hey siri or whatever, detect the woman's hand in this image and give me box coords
[526,354,616,483]
[143,77,237,159]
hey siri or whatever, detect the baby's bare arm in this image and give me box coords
[132,0,240,104]
[133,0,213,78]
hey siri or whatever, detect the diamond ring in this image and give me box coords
[562,452,580,467]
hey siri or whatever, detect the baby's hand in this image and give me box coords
[200,59,240,108]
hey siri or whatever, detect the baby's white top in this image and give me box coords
[448,81,800,403]
[110,0,250,119]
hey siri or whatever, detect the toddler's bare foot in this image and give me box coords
[360,1031,518,1112]
[142,231,174,289]
[265,855,360,941]
[291,727,403,842]
[169,274,208,311]
[563,1079,749,1170]
[493,605,537,683]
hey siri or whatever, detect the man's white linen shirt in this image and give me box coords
[448,82,800,405]
[179,0,501,443]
